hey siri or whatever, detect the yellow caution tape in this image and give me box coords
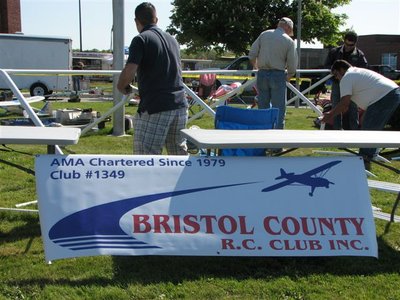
[182,73,314,83]
[290,78,312,83]
[216,75,253,80]
[182,74,253,80]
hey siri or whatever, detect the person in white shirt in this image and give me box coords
[322,59,400,167]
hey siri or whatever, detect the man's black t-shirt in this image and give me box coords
[127,25,186,114]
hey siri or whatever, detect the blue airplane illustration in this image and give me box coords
[262,160,341,196]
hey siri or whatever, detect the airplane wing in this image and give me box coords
[300,160,341,177]
[262,179,295,192]
[0,96,45,107]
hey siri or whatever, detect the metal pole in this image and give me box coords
[79,0,82,51]
[112,0,125,136]
[295,0,302,108]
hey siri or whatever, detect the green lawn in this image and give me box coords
[1,101,399,300]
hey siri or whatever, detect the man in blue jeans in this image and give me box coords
[322,60,400,170]
[248,17,298,130]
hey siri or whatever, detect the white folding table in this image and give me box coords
[0,126,81,213]
[0,126,81,153]
[181,129,400,150]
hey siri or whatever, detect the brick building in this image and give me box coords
[357,35,400,70]
[0,0,21,33]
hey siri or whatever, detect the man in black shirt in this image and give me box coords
[325,31,368,130]
[118,2,188,155]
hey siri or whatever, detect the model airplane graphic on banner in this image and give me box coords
[262,160,342,196]
[0,96,47,115]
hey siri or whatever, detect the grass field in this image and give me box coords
[1,100,400,300]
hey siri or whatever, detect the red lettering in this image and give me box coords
[263,216,280,235]
[172,215,181,233]
[133,214,257,235]
[153,215,172,233]
[242,239,256,250]
[335,218,350,235]
[283,240,296,250]
[309,240,322,250]
[221,239,235,249]
[132,215,151,233]
[218,215,237,234]
[199,215,217,233]
[349,218,364,235]
[301,217,317,236]
[318,218,335,235]
[269,239,283,250]
[239,216,254,234]
[350,240,363,250]
[281,217,300,235]
[270,239,322,251]
[183,215,200,233]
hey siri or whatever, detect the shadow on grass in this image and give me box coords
[105,235,400,285]
[2,210,399,287]
[0,157,35,176]
[4,235,399,289]
[0,144,37,156]
[0,213,41,245]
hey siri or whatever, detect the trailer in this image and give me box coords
[72,51,113,82]
[0,33,72,97]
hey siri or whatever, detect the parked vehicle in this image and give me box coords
[72,52,114,82]
[217,56,255,90]
[369,65,400,80]
[0,33,72,97]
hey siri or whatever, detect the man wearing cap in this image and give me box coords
[249,17,298,130]
[325,31,368,130]
[322,60,400,170]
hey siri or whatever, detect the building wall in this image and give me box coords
[300,48,329,69]
[0,0,21,33]
[357,35,400,69]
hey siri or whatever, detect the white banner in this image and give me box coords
[35,155,377,261]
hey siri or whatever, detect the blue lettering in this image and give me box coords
[50,170,81,180]
[50,158,85,167]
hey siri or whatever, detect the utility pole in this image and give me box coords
[112,0,125,136]
[295,0,302,108]
[79,0,82,51]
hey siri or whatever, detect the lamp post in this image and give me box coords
[79,0,82,51]
[295,0,302,108]
[112,0,125,136]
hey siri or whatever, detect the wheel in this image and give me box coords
[30,82,49,97]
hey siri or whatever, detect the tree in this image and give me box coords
[167,0,351,55]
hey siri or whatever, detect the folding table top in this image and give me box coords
[0,126,81,145]
[181,129,400,149]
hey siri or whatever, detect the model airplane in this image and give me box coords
[262,160,342,196]
[0,96,46,115]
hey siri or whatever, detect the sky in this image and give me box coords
[20,0,400,51]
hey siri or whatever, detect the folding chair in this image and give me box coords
[215,105,279,156]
